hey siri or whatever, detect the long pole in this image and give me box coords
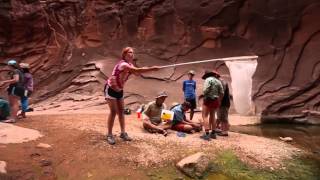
[158,55,258,68]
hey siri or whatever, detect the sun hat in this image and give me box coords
[19,63,30,69]
[155,91,168,99]
[188,70,195,75]
[201,70,220,79]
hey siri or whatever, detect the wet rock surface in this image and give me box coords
[0,0,319,121]
[176,152,210,178]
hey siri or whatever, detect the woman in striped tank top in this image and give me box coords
[105,47,160,145]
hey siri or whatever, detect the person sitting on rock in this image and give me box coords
[142,91,171,136]
[0,97,10,121]
[171,101,201,133]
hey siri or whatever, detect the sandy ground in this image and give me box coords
[0,110,301,179]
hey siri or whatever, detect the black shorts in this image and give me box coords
[7,85,27,98]
[186,98,196,109]
[105,85,123,100]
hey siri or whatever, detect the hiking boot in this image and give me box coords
[200,133,211,141]
[217,131,229,136]
[120,132,132,141]
[210,132,217,139]
[106,135,116,145]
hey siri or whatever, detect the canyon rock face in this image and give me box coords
[0,0,319,122]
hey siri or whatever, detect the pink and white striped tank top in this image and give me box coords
[107,60,133,91]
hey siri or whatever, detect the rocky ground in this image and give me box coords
[0,109,303,179]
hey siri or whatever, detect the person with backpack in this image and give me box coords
[19,63,33,118]
[105,47,160,145]
[0,60,25,123]
[200,70,224,141]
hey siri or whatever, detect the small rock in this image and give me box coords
[39,159,52,167]
[87,172,93,178]
[30,153,41,158]
[0,161,7,174]
[175,177,184,180]
[279,137,293,142]
[36,143,52,149]
[176,152,210,178]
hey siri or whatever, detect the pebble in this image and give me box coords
[39,159,52,167]
[87,172,93,178]
[36,143,52,149]
[279,137,293,142]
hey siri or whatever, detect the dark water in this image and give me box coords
[230,124,320,153]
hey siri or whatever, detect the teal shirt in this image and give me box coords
[203,77,224,99]
[0,99,10,119]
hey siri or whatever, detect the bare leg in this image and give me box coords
[201,105,210,132]
[8,95,19,120]
[209,109,216,132]
[190,109,194,120]
[107,99,117,136]
[190,123,202,132]
[116,99,125,133]
[143,121,165,133]
[183,124,194,133]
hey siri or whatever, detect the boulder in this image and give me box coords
[0,161,7,174]
[176,152,210,178]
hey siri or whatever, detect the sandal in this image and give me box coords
[120,132,132,141]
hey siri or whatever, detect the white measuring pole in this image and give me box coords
[158,55,258,68]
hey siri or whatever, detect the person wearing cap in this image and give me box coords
[170,101,201,133]
[200,70,224,141]
[19,63,34,118]
[182,70,197,120]
[142,91,170,136]
[0,60,25,123]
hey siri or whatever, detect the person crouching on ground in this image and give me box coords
[142,91,171,136]
[200,70,224,141]
[216,76,231,136]
[105,47,160,145]
[171,101,201,133]
[182,70,197,120]
[19,63,33,118]
[0,97,10,121]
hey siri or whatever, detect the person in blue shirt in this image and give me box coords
[182,70,197,120]
[170,101,201,133]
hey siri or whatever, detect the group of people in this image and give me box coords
[104,46,231,145]
[0,60,34,123]
[142,70,231,141]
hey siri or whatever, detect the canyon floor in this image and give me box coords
[0,109,309,179]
